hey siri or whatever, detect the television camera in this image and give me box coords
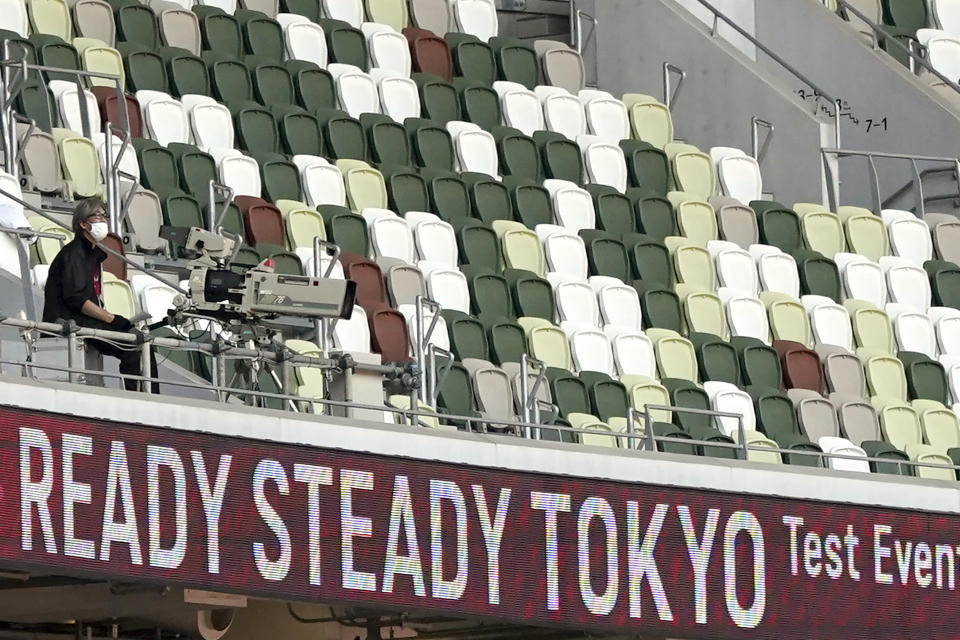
[160,226,356,330]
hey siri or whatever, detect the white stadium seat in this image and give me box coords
[406,211,458,267]
[329,63,380,118]
[577,135,628,192]
[535,85,586,141]
[182,95,234,152]
[819,437,871,473]
[578,89,629,143]
[277,13,328,67]
[453,0,498,41]
[322,0,363,26]
[537,224,589,279]
[605,326,656,378]
[446,121,498,176]
[293,155,346,207]
[493,81,544,136]
[361,208,414,263]
[333,306,371,352]
[370,69,421,123]
[751,244,801,298]
[547,273,600,326]
[709,240,759,295]
[562,322,615,375]
[210,148,261,198]
[542,179,596,233]
[361,22,411,77]
[802,294,853,350]
[704,381,756,437]
[591,275,643,331]
[49,80,99,136]
[881,255,932,311]
[710,146,762,205]
[834,252,887,309]
[400,304,450,352]
[881,209,933,266]
[886,302,937,358]
[419,261,470,313]
[929,307,960,356]
[135,90,190,146]
[719,288,770,343]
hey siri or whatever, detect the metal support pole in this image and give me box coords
[644,407,656,452]
[140,339,152,394]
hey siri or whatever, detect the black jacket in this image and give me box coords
[42,235,107,328]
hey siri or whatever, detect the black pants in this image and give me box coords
[88,338,160,393]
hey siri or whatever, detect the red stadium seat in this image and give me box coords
[100,232,127,280]
[774,340,823,392]
[366,303,412,363]
[236,196,285,247]
[403,27,453,82]
[92,87,143,139]
[339,251,387,308]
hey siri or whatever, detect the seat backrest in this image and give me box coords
[368,305,411,363]
[409,0,449,39]
[403,26,452,81]
[535,40,584,94]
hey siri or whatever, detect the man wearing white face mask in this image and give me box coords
[43,198,158,392]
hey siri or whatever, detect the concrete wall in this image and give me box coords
[592,0,828,206]
[754,0,960,210]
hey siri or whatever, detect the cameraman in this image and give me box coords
[42,198,159,393]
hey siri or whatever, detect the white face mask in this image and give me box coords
[88,221,108,242]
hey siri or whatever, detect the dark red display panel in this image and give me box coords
[0,406,956,640]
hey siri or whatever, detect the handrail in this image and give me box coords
[684,0,841,147]
[834,0,960,97]
[820,147,960,214]
[0,335,950,480]
[882,165,960,211]
[662,63,685,110]
[751,116,774,163]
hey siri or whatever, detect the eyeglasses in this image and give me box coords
[87,213,108,222]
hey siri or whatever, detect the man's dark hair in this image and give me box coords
[72,197,106,235]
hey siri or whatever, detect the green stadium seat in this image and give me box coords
[206,54,253,105]
[16,78,57,132]
[454,78,501,131]
[493,126,540,180]
[272,104,323,156]
[194,6,243,59]
[31,33,81,82]
[505,268,555,320]
[748,385,823,466]
[316,108,366,160]
[406,117,455,170]
[360,113,411,165]
[236,9,284,62]
[248,57,295,106]
[580,230,630,280]
[623,233,672,285]
[111,0,159,49]
[414,72,460,123]
[118,44,168,92]
[792,248,842,301]
[232,102,278,153]
[380,165,429,214]
[462,171,513,224]
[924,259,960,309]
[167,142,217,204]
[446,32,496,85]
[134,138,179,196]
[318,204,369,254]
[503,176,553,229]
[620,139,670,195]
[732,336,783,388]
[534,130,583,184]
[436,361,476,428]
[489,36,538,89]
[691,332,741,385]
[635,282,683,332]
[320,19,368,70]
[486,317,527,365]
[254,152,301,202]
[285,60,336,111]
[750,200,803,253]
[661,378,712,432]
[462,265,513,319]
[422,168,471,224]
[159,47,210,97]
[457,220,501,270]
[628,191,677,239]
[586,184,635,237]
[442,310,490,361]
[899,351,949,403]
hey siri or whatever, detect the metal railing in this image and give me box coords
[0,317,955,481]
[820,147,960,215]
[686,0,842,148]
[833,0,960,96]
[0,225,66,322]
